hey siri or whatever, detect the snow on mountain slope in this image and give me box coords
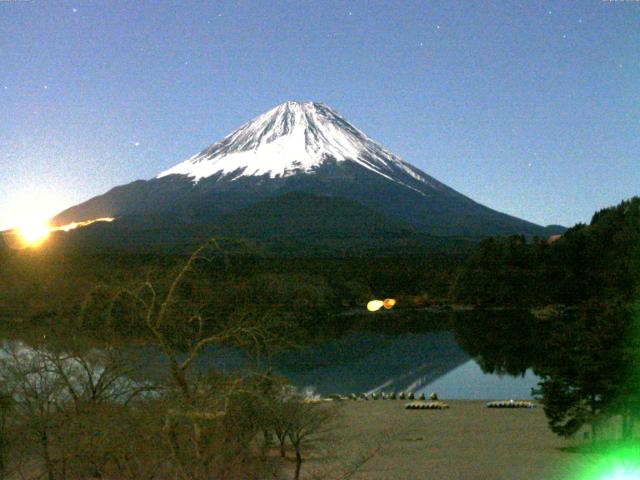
[157,101,440,194]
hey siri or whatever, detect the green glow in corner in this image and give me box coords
[573,444,640,480]
[602,469,639,480]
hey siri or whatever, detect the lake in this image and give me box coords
[131,323,541,399]
[2,310,543,400]
[269,329,540,399]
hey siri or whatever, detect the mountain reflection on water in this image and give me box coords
[420,360,539,399]
[132,309,542,398]
[132,330,469,395]
[2,310,543,399]
[273,330,470,395]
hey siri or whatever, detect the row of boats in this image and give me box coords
[404,400,536,410]
[336,392,438,401]
[322,393,536,409]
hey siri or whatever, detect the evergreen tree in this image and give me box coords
[538,303,640,440]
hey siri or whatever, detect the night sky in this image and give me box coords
[1,0,638,230]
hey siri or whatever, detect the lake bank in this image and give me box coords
[305,400,593,480]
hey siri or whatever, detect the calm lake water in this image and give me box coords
[270,330,540,399]
[419,360,539,400]
[3,311,542,400]
[133,325,540,400]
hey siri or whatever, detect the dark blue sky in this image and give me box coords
[1,0,638,229]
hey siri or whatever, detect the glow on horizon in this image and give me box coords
[3,217,115,249]
[53,217,115,232]
[1,190,72,232]
[6,196,55,248]
[16,219,50,247]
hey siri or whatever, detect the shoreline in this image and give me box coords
[308,399,591,480]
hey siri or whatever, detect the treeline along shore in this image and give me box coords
[2,197,638,326]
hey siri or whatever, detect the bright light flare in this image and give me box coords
[17,220,50,247]
[601,465,640,480]
[367,300,384,312]
[3,216,115,250]
[367,298,398,312]
[575,443,640,480]
[55,217,114,232]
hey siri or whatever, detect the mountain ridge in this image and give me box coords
[52,101,564,246]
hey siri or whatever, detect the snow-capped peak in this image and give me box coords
[157,101,435,192]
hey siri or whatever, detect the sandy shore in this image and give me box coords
[306,400,594,480]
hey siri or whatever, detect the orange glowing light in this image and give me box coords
[3,216,116,250]
[16,219,50,247]
[55,217,115,232]
[383,298,397,309]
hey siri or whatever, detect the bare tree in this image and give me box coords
[0,338,155,480]
[257,385,340,480]
[80,240,288,480]
[287,401,338,480]
[0,343,68,480]
[94,400,168,480]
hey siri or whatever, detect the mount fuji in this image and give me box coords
[53,101,560,250]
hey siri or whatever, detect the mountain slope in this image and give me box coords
[53,101,558,242]
[49,193,427,255]
[215,191,415,239]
